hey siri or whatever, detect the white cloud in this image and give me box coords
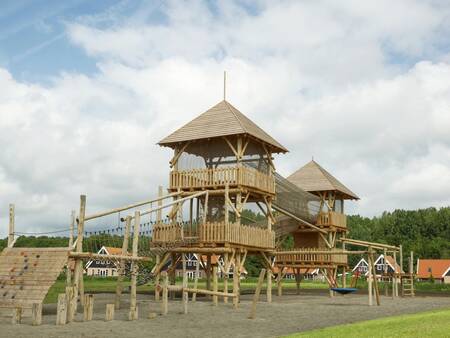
[1,0,450,235]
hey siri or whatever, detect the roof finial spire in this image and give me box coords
[312,155,314,161]
[223,71,227,101]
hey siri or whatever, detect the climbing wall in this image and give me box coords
[0,247,69,309]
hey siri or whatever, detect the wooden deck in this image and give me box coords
[316,211,347,229]
[152,222,275,249]
[275,248,348,267]
[169,166,275,195]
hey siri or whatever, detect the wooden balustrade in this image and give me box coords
[169,166,275,194]
[152,222,275,249]
[275,248,348,265]
[316,211,347,229]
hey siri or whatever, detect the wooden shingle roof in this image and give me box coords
[158,100,288,153]
[287,160,359,200]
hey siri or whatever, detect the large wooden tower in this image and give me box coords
[151,99,287,302]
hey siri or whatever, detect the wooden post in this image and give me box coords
[83,294,94,321]
[342,241,346,287]
[182,254,188,314]
[66,210,75,285]
[213,265,218,306]
[115,215,132,309]
[410,251,415,297]
[129,211,140,321]
[12,307,22,325]
[161,271,168,315]
[248,268,266,319]
[277,267,283,297]
[157,185,163,222]
[169,253,176,300]
[368,255,373,306]
[155,254,161,301]
[224,184,229,226]
[8,204,15,248]
[66,286,76,322]
[56,294,67,325]
[206,254,212,299]
[393,251,398,298]
[74,195,86,306]
[266,269,272,303]
[79,267,85,306]
[233,251,241,309]
[192,254,200,302]
[223,252,229,303]
[32,303,42,326]
[399,245,403,275]
[369,249,380,306]
[105,304,115,321]
[383,248,388,296]
[295,268,301,295]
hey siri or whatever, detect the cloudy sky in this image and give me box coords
[1,0,450,235]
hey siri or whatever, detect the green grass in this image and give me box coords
[285,308,450,338]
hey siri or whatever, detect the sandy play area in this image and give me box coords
[1,290,450,338]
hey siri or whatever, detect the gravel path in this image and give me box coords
[1,290,450,338]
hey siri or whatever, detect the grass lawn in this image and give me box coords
[285,308,450,338]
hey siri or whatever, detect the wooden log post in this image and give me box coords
[223,252,229,303]
[83,294,94,321]
[206,254,212,300]
[32,303,42,326]
[295,268,301,295]
[12,307,22,325]
[266,268,272,303]
[248,268,266,319]
[369,249,381,306]
[192,254,200,302]
[277,267,283,297]
[233,252,241,309]
[66,210,75,285]
[182,254,188,314]
[66,286,77,322]
[393,251,398,298]
[56,294,67,325]
[8,204,15,248]
[115,215,132,310]
[368,254,373,306]
[169,253,176,300]
[161,271,169,315]
[105,304,115,321]
[155,254,161,302]
[74,195,86,306]
[213,265,218,306]
[383,248,388,296]
[129,211,140,321]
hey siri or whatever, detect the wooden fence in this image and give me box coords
[152,222,275,249]
[276,248,348,265]
[169,166,275,194]
[316,211,347,229]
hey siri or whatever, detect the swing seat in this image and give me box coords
[330,287,358,295]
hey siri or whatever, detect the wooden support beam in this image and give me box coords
[161,271,168,315]
[65,286,77,323]
[182,254,188,314]
[192,254,200,302]
[213,266,218,306]
[277,267,283,296]
[340,238,400,251]
[369,249,381,306]
[248,268,266,319]
[105,304,115,321]
[129,211,140,321]
[170,142,190,168]
[12,307,22,325]
[115,215,131,310]
[267,269,272,303]
[74,195,86,306]
[233,252,240,309]
[83,294,94,321]
[8,204,15,248]
[56,294,67,325]
[66,210,75,285]
[32,303,42,326]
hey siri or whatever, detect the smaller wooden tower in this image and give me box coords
[275,160,359,290]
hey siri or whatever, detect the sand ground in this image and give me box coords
[1,290,450,338]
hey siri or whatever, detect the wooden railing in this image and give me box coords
[152,222,275,249]
[316,211,347,229]
[276,248,348,265]
[169,166,275,194]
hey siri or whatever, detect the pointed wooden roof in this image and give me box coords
[158,100,288,153]
[287,160,359,200]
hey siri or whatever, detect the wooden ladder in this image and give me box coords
[401,275,415,297]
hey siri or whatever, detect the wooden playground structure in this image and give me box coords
[0,97,415,326]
